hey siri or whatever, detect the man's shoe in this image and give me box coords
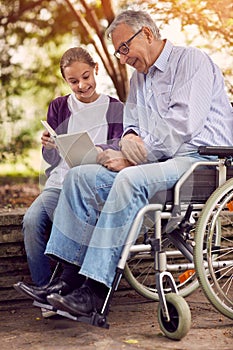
[47,286,105,316]
[13,278,74,304]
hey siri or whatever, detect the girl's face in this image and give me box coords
[63,61,99,103]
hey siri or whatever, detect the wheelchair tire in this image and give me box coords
[124,233,199,301]
[157,293,191,340]
[194,178,233,319]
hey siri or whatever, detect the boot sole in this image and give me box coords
[13,283,48,304]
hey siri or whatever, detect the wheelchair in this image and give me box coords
[33,146,233,340]
[124,147,233,303]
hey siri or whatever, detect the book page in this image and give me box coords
[41,120,98,167]
[56,132,98,167]
[41,120,57,138]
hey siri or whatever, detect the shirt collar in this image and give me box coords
[149,39,173,74]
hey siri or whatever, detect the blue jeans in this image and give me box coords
[45,153,208,288]
[23,188,61,286]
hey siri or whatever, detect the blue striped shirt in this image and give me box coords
[124,40,233,161]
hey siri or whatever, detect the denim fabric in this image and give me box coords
[23,188,61,286]
[45,153,209,287]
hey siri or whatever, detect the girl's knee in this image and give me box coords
[23,206,44,233]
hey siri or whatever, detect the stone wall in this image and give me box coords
[0,209,131,308]
[0,209,31,305]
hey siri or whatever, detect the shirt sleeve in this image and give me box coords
[96,98,124,151]
[123,73,141,136]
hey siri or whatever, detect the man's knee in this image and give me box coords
[114,166,145,189]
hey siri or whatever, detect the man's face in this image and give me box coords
[111,24,152,74]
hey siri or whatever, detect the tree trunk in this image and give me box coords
[64,0,129,101]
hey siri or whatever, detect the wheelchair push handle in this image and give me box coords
[198,146,233,158]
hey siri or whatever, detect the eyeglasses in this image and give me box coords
[114,29,142,59]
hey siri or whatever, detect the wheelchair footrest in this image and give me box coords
[33,300,109,329]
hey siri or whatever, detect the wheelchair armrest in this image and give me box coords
[198,146,233,158]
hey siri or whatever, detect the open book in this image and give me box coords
[41,120,98,168]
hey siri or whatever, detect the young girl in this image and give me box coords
[23,47,124,289]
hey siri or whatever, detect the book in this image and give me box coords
[41,120,98,168]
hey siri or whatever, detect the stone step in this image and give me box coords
[0,209,32,304]
[0,209,133,307]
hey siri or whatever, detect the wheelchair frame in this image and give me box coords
[123,155,233,301]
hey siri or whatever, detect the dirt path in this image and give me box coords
[1,289,232,350]
[0,178,40,210]
[0,180,232,348]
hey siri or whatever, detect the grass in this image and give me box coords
[0,148,47,184]
[0,174,39,185]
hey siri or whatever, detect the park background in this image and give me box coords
[0,0,232,209]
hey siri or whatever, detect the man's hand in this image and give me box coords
[120,134,147,165]
[97,149,133,172]
[41,130,56,150]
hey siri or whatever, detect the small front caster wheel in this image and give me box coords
[157,293,191,340]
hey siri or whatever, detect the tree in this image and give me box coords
[1,0,232,165]
[136,0,233,95]
[0,0,128,164]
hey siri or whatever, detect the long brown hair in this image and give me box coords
[60,47,96,78]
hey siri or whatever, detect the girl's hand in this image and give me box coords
[41,130,56,150]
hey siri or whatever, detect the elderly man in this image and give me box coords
[15,10,233,316]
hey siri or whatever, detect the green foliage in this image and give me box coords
[1,1,73,165]
[121,0,233,96]
[0,0,232,168]
[0,129,37,162]
[0,0,122,167]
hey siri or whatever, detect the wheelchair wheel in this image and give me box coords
[194,178,233,319]
[124,226,199,301]
[157,293,191,340]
